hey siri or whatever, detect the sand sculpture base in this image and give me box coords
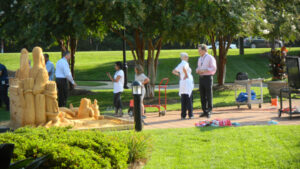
[0,116,133,131]
[9,47,127,129]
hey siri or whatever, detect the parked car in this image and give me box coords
[207,41,237,49]
[242,37,283,48]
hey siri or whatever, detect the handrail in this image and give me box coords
[159,78,169,88]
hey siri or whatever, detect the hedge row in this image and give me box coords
[0,127,152,169]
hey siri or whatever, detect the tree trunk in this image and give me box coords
[271,37,275,50]
[1,39,4,53]
[70,37,77,78]
[69,38,77,90]
[145,38,162,98]
[57,39,68,58]
[216,36,232,86]
[239,37,244,55]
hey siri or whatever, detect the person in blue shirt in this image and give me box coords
[44,54,55,81]
[0,63,9,111]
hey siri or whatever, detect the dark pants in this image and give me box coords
[181,93,193,118]
[113,92,122,110]
[199,75,213,114]
[0,85,9,110]
[56,78,68,107]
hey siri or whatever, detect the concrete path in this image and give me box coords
[76,81,268,90]
[138,100,300,129]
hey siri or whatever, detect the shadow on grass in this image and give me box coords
[197,126,232,132]
[75,53,272,85]
[0,108,10,122]
[271,115,300,121]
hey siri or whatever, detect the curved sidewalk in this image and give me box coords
[76,81,268,90]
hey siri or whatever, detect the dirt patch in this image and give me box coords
[127,159,147,169]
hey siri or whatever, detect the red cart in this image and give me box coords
[128,78,169,117]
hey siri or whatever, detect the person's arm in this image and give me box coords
[172,69,180,77]
[50,64,55,77]
[114,75,121,82]
[63,62,76,86]
[173,63,182,77]
[143,77,150,85]
[196,57,201,74]
[183,67,188,80]
[106,72,121,82]
[0,70,2,76]
[205,56,217,73]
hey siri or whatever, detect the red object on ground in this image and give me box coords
[271,98,278,106]
[215,119,232,126]
[130,99,134,107]
[129,78,169,116]
[282,107,296,113]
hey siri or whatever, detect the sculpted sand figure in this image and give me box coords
[23,78,35,125]
[91,99,100,119]
[10,47,105,129]
[15,48,30,80]
[29,47,49,125]
[44,81,59,122]
[78,98,94,118]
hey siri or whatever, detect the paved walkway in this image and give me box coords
[76,81,268,90]
[141,100,300,129]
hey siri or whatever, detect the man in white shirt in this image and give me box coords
[55,51,77,107]
[44,54,55,81]
[196,44,217,118]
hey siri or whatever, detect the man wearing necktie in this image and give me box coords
[196,44,217,118]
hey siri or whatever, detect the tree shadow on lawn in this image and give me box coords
[271,115,300,122]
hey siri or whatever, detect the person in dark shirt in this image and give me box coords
[0,63,9,111]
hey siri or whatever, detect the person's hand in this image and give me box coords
[197,69,207,75]
[106,72,112,79]
[73,82,77,88]
[184,75,188,80]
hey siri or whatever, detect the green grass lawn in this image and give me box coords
[75,81,106,86]
[140,125,300,169]
[1,48,299,84]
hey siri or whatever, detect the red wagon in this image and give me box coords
[128,78,169,117]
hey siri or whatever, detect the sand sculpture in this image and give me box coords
[9,47,101,129]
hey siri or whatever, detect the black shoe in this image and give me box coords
[199,113,206,117]
[189,116,195,120]
[181,117,186,120]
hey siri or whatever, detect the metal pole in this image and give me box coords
[239,37,244,55]
[123,29,129,89]
[133,93,142,131]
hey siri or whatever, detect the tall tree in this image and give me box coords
[103,0,188,97]
[186,0,263,85]
[261,0,300,49]
[2,0,107,78]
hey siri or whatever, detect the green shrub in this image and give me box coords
[0,127,134,169]
[108,131,153,163]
